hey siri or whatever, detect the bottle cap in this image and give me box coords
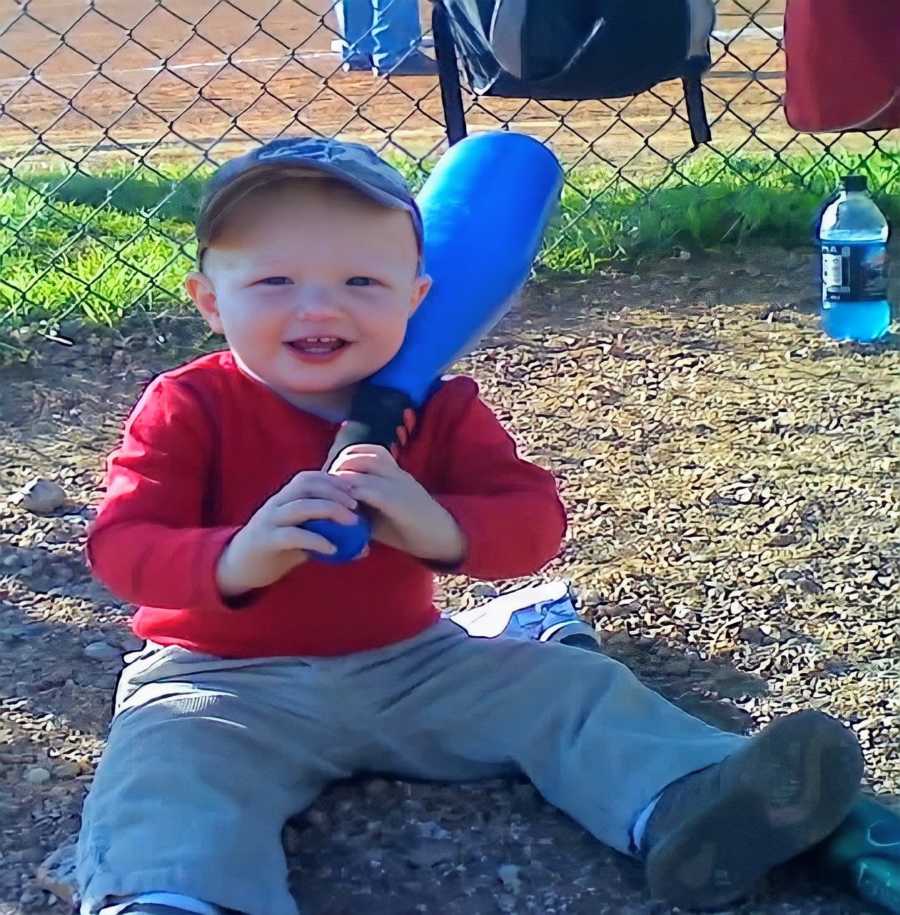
[842,175,867,192]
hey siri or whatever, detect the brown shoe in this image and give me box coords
[642,710,864,910]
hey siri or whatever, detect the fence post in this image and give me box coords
[432,1,467,146]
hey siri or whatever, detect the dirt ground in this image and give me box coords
[0,245,898,914]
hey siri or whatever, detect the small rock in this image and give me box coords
[119,634,144,651]
[496,893,518,913]
[10,478,67,515]
[612,599,642,615]
[24,767,52,785]
[1,622,51,641]
[498,864,522,893]
[35,836,78,905]
[739,626,766,645]
[364,778,391,798]
[405,839,457,868]
[416,820,451,840]
[83,641,121,662]
[672,606,698,623]
[34,672,68,691]
[79,629,107,645]
[19,888,47,910]
[305,808,329,830]
[776,569,804,583]
[51,761,81,779]
[664,656,693,675]
[42,522,83,544]
[797,577,824,595]
[769,532,799,547]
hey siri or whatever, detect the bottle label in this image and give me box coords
[821,242,888,304]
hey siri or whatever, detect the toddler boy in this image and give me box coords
[76,136,864,915]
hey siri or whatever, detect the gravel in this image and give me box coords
[1,246,897,914]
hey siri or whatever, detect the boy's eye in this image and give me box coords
[259,276,293,286]
[347,276,377,287]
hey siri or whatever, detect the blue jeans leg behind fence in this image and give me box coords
[370,0,423,70]
[335,0,375,67]
[336,0,424,69]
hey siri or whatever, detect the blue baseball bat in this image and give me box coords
[306,131,563,562]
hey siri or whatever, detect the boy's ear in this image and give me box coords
[185,272,224,334]
[409,273,432,316]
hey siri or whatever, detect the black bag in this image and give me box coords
[433,0,716,148]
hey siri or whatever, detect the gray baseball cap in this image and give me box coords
[196,136,424,264]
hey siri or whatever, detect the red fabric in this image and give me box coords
[86,351,566,658]
[784,0,900,132]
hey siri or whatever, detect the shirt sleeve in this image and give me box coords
[427,380,567,580]
[85,374,243,613]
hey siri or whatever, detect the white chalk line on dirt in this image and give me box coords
[0,49,335,89]
[0,26,783,90]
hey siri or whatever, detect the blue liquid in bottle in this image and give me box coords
[819,175,892,343]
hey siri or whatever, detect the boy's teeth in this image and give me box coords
[292,336,344,353]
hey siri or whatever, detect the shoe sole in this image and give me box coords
[646,710,864,910]
[539,619,600,648]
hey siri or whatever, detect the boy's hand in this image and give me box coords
[330,445,466,565]
[216,470,360,598]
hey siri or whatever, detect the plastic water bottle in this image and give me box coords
[819,175,891,342]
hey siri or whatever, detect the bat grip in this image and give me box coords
[304,384,416,564]
[331,384,416,456]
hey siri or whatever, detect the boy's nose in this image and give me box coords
[294,284,338,317]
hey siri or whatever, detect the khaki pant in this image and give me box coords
[77,620,747,915]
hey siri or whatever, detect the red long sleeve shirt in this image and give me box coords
[87,351,566,658]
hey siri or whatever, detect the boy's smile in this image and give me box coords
[186,177,431,416]
[285,336,347,360]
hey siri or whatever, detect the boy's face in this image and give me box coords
[185,178,431,410]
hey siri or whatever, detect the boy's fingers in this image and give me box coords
[284,468,354,491]
[336,476,390,513]
[335,443,391,455]
[271,498,359,528]
[330,444,393,466]
[270,526,336,557]
[331,452,397,478]
[271,475,357,509]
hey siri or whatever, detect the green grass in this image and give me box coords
[0,179,195,329]
[542,149,900,273]
[1,148,898,333]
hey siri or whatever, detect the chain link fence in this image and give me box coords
[0,0,896,324]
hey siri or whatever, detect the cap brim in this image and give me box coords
[196,160,420,250]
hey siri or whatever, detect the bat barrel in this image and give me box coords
[367,131,564,405]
